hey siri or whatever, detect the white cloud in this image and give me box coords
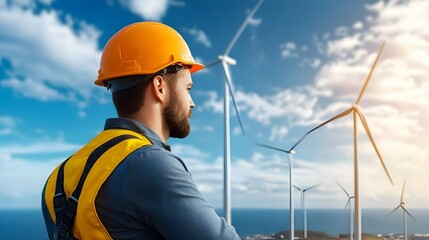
[269,125,288,142]
[185,28,212,48]
[353,21,364,30]
[335,26,349,37]
[119,0,168,21]
[0,154,61,204]
[280,41,298,59]
[0,5,101,103]
[315,1,429,131]
[0,138,80,208]
[3,0,54,8]
[204,125,214,132]
[0,115,20,135]
[300,58,321,69]
[169,0,185,7]
[1,77,67,101]
[244,4,263,27]
[248,16,262,27]
[0,140,80,155]
[199,91,223,114]
[172,142,426,208]
[326,33,362,58]
[235,88,317,125]
[0,115,17,128]
[313,35,326,54]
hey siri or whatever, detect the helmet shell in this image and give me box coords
[95,22,204,86]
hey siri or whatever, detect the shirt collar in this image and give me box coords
[104,118,171,151]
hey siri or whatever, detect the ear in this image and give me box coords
[151,75,168,103]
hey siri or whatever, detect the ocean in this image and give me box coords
[1,208,428,239]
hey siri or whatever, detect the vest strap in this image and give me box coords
[54,156,70,231]
[53,134,139,240]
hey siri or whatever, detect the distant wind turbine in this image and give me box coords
[337,181,354,240]
[255,129,317,240]
[255,143,295,240]
[389,180,416,240]
[204,0,264,225]
[293,183,321,239]
[289,41,394,240]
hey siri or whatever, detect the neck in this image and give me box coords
[125,107,169,143]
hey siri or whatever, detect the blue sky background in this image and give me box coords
[1,0,428,212]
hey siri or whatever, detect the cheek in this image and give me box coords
[175,92,189,109]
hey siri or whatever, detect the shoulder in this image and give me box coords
[124,145,191,185]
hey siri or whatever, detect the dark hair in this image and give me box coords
[112,73,177,117]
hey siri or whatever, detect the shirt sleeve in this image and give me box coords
[122,147,240,240]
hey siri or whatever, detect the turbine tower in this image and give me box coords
[337,181,354,240]
[290,41,394,240]
[389,180,416,240]
[293,183,321,239]
[205,0,264,225]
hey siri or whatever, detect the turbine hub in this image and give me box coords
[218,55,237,65]
[352,104,361,111]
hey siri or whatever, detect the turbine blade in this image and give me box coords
[305,183,322,192]
[388,205,401,215]
[289,107,353,151]
[224,0,264,56]
[355,108,394,185]
[222,61,245,136]
[400,180,406,203]
[293,185,302,191]
[204,58,221,68]
[336,181,350,198]
[345,198,351,209]
[402,206,417,221]
[355,41,385,105]
[255,142,290,153]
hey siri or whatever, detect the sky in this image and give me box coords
[0,0,428,212]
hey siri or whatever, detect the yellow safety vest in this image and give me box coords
[44,129,151,239]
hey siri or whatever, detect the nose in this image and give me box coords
[189,95,195,109]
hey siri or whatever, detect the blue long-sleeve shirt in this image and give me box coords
[42,118,240,240]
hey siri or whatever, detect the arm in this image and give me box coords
[123,148,240,240]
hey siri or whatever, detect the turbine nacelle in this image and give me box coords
[218,55,237,65]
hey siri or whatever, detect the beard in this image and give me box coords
[163,90,192,138]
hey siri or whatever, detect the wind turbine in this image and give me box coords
[255,143,295,240]
[255,127,320,240]
[204,0,264,225]
[389,180,416,240]
[290,41,394,240]
[293,183,321,239]
[337,181,354,240]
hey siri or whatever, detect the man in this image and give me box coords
[41,22,240,240]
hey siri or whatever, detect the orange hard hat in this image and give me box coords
[95,22,204,86]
